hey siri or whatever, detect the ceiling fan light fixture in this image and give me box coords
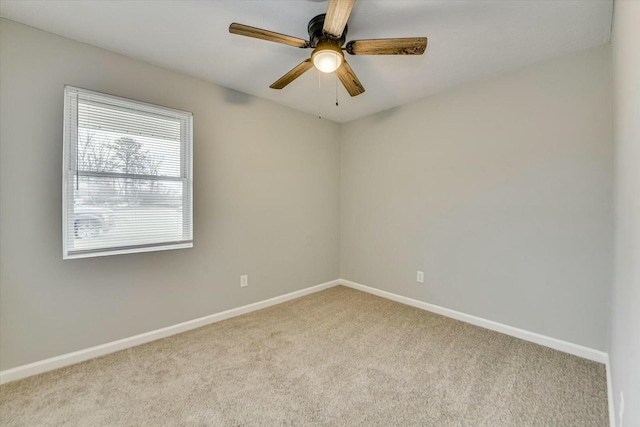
[311,42,343,73]
[229,0,428,97]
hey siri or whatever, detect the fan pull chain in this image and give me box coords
[335,70,339,107]
[335,52,339,106]
[318,70,322,119]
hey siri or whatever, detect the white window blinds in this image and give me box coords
[63,86,193,259]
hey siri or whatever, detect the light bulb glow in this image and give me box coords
[312,48,343,73]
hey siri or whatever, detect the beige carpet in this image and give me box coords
[0,286,608,426]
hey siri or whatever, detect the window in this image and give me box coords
[63,86,193,259]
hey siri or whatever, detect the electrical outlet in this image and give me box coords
[619,391,624,427]
[416,271,424,283]
[240,275,248,288]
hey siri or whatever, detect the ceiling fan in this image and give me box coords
[229,0,427,97]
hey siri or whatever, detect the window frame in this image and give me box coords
[62,86,193,259]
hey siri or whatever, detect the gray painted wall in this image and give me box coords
[0,19,341,370]
[1,18,617,373]
[610,1,640,425]
[340,46,613,351]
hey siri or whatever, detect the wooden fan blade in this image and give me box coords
[270,59,314,89]
[323,0,356,38]
[346,37,428,55]
[229,23,308,48]
[336,61,365,96]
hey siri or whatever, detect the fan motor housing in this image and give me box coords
[308,13,347,47]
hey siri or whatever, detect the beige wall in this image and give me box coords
[340,46,613,350]
[610,1,640,425]
[0,19,341,370]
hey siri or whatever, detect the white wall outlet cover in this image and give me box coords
[417,271,424,283]
[240,275,248,288]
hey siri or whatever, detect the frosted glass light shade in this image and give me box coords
[313,49,343,73]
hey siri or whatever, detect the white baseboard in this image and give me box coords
[0,279,340,385]
[1,277,610,392]
[339,279,609,364]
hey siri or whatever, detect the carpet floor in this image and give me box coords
[0,286,608,426]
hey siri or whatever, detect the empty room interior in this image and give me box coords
[0,0,638,426]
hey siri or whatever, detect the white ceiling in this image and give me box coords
[0,0,612,123]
